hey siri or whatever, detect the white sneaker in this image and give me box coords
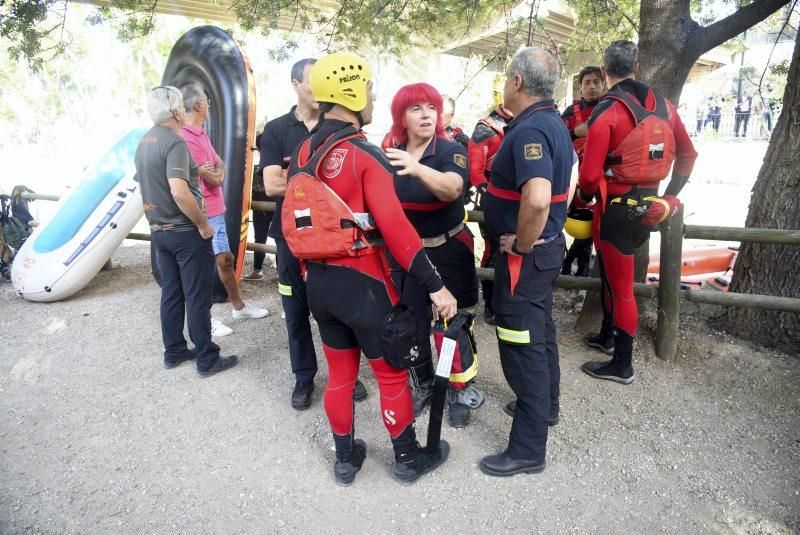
[232,302,269,320]
[211,317,233,337]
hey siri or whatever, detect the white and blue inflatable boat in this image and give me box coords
[11,128,147,302]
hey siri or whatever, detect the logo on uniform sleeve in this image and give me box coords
[524,143,542,160]
[453,153,467,169]
[322,148,348,178]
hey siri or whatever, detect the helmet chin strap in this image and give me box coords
[355,111,365,128]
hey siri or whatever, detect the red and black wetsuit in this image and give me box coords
[293,118,444,456]
[561,98,598,162]
[579,79,697,371]
[389,136,478,392]
[561,98,599,277]
[444,125,469,147]
[467,105,513,318]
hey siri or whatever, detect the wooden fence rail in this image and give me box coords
[22,192,800,361]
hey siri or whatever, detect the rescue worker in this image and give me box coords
[480,47,573,477]
[467,77,514,325]
[289,52,457,486]
[383,83,481,427]
[577,40,697,384]
[262,58,367,409]
[560,66,605,278]
[441,95,469,147]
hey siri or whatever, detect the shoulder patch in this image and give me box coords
[453,153,467,169]
[524,143,542,160]
[322,148,348,179]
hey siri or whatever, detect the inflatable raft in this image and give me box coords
[647,245,738,291]
[155,25,257,300]
[11,128,148,302]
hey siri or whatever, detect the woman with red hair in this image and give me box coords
[384,83,481,428]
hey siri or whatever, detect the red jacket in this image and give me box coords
[466,106,513,188]
[579,79,697,200]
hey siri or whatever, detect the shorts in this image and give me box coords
[208,213,231,255]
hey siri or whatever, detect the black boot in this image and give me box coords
[583,318,615,355]
[447,388,470,428]
[581,330,634,384]
[391,427,450,485]
[353,379,368,402]
[409,361,434,416]
[333,434,367,486]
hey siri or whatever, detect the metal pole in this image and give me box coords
[21,191,62,202]
[656,204,684,361]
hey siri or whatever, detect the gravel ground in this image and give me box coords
[1,243,798,533]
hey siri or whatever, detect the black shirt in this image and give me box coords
[134,125,202,231]
[394,136,469,238]
[259,106,311,239]
[485,100,573,239]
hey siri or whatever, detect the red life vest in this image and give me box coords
[572,101,587,158]
[604,89,676,184]
[282,127,381,260]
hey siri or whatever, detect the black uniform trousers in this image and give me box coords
[276,237,318,384]
[493,234,563,461]
[152,228,221,371]
[251,209,273,271]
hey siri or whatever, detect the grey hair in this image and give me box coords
[180,82,207,112]
[507,47,559,99]
[603,40,638,78]
[291,58,317,83]
[147,86,183,124]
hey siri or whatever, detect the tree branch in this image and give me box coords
[695,0,791,53]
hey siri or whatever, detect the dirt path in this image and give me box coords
[1,243,798,533]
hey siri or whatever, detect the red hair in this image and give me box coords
[388,83,445,146]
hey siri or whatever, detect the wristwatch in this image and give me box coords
[511,238,534,256]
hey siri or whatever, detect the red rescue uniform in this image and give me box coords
[579,78,697,377]
[467,105,513,320]
[293,119,445,454]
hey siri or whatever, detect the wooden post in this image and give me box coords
[656,204,684,361]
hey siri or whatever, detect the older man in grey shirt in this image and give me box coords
[134,86,237,377]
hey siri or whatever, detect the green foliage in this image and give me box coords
[3,0,505,70]
[770,58,790,75]
[0,0,66,71]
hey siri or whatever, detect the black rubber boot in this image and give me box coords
[409,362,435,416]
[447,388,470,428]
[581,330,634,384]
[583,318,615,355]
[333,436,367,487]
[353,379,368,402]
[391,427,450,485]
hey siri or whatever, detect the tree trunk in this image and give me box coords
[638,0,700,103]
[719,32,800,355]
[576,0,789,333]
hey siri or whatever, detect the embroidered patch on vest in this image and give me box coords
[453,153,467,169]
[322,148,348,178]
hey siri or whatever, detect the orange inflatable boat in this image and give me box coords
[647,245,737,291]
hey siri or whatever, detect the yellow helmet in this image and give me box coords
[492,73,505,107]
[310,52,373,112]
[564,207,593,240]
